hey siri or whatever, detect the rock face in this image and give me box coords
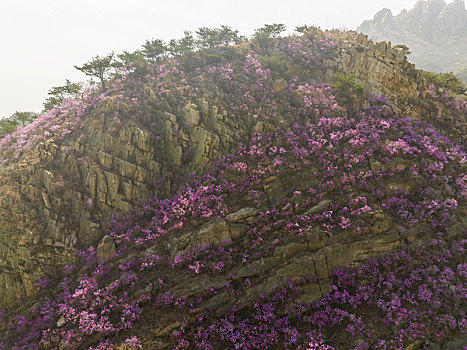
[0,102,246,305]
[0,31,462,309]
[331,32,427,105]
[170,208,401,300]
[358,0,467,76]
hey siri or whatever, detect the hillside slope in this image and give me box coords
[0,30,466,349]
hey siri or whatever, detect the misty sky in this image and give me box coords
[0,0,431,118]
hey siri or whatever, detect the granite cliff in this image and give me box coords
[0,29,465,349]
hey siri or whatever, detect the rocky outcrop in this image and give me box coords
[161,207,401,309]
[327,32,428,108]
[0,100,247,305]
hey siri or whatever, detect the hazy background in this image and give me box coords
[0,0,428,118]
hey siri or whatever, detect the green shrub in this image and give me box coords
[393,44,411,55]
[331,73,364,94]
[422,71,466,95]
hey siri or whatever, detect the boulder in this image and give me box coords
[97,235,116,262]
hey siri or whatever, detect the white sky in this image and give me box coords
[0,0,430,117]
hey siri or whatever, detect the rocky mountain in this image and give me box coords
[358,0,467,79]
[0,29,465,349]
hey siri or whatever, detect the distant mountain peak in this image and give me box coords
[359,0,467,38]
[358,0,467,76]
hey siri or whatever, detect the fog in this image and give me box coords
[0,0,427,117]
